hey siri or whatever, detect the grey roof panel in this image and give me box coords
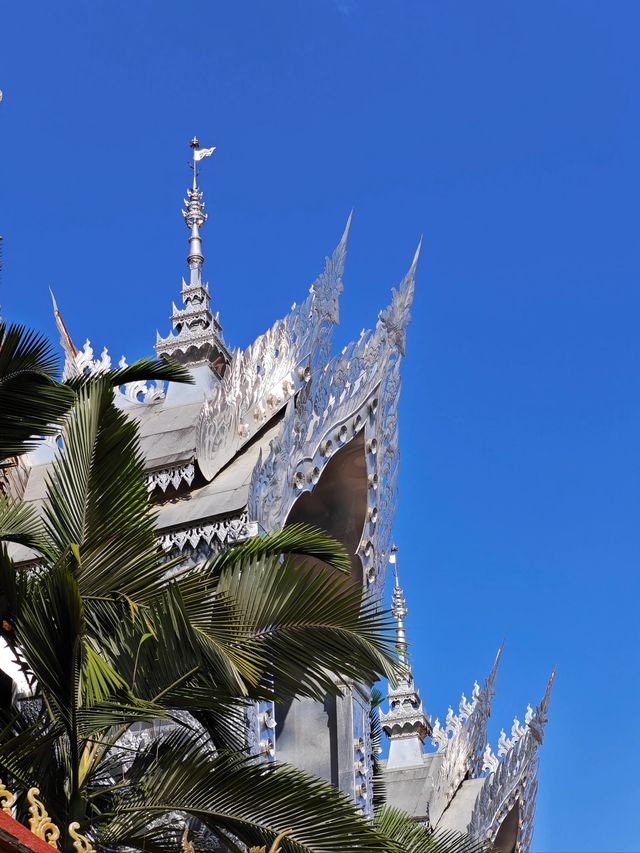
[381,753,442,821]
[155,419,282,531]
[436,777,485,834]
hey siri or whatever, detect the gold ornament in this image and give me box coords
[0,779,15,815]
[69,822,95,853]
[249,829,293,853]
[181,826,195,853]
[27,787,60,847]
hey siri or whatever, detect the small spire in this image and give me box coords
[380,545,432,768]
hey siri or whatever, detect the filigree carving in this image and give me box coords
[249,242,420,600]
[429,648,502,825]
[468,673,555,853]
[0,779,15,815]
[497,728,513,757]
[352,684,373,815]
[378,240,420,357]
[158,511,252,555]
[196,216,351,482]
[431,719,448,752]
[73,339,111,376]
[27,787,60,847]
[482,744,500,775]
[181,827,195,853]
[63,342,166,404]
[445,706,462,739]
[496,715,525,757]
[69,822,95,853]
[146,461,195,493]
[116,356,166,404]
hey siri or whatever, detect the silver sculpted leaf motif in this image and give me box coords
[468,672,555,853]
[378,240,420,357]
[248,244,419,613]
[196,219,351,482]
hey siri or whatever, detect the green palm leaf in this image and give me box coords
[99,728,395,853]
[374,806,488,853]
[213,554,398,699]
[211,523,352,576]
[41,378,169,605]
[0,319,192,465]
[0,496,44,549]
[0,322,74,461]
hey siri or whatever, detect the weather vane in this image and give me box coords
[189,136,216,189]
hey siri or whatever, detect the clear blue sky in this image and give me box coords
[2,2,639,850]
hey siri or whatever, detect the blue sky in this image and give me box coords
[2,1,639,849]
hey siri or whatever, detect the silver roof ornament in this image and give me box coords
[155,138,230,371]
[380,546,432,768]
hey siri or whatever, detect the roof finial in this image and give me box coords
[190,136,200,189]
[390,544,409,672]
[155,140,230,370]
[184,138,216,287]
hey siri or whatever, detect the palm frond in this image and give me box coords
[0,496,44,550]
[0,322,74,461]
[41,378,167,605]
[15,562,84,727]
[98,728,394,853]
[374,806,488,853]
[370,687,386,811]
[210,524,352,576]
[0,322,60,377]
[213,554,398,699]
[64,355,194,391]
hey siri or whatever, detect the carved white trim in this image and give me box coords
[430,648,502,825]
[66,338,112,379]
[62,342,167,404]
[146,462,195,493]
[482,743,500,775]
[431,718,449,752]
[196,215,352,483]
[158,511,253,554]
[248,242,420,598]
[468,673,555,853]
[116,356,166,404]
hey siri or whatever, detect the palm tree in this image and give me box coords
[0,373,403,851]
[0,323,487,852]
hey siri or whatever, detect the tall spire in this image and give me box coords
[380,546,432,768]
[155,139,230,372]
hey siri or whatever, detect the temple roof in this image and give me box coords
[380,752,442,822]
